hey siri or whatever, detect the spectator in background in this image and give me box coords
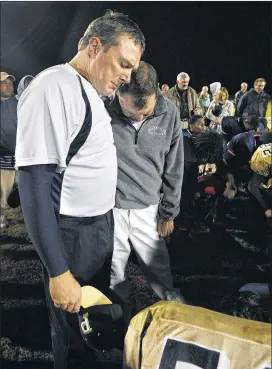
[16,75,34,100]
[167,72,202,129]
[0,72,17,230]
[209,81,221,99]
[177,115,205,230]
[237,78,270,119]
[234,82,248,110]
[161,83,169,96]
[206,87,234,132]
[198,86,211,115]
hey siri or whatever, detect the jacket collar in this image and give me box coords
[174,85,192,98]
[108,89,169,118]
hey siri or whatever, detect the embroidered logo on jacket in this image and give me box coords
[148,126,166,136]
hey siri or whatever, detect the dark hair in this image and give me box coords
[118,61,158,109]
[258,117,267,130]
[189,115,204,126]
[193,131,222,165]
[212,103,223,117]
[244,115,260,130]
[260,132,272,144]
[79,10,145,53]
[217,291,270,323]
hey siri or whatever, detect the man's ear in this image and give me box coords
[87,37,103,58]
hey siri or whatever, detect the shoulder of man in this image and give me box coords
[188,86,197,95]
[18,65,81,107]
[262,91,270,99]
[167,86,177,97]
[32,65,82,92]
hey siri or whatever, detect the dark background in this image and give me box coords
[1,1,272,95]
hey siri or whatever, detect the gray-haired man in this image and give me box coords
[167,72,202,129]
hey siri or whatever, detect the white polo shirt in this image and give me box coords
[15,63,117,217]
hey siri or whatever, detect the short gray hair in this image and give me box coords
[177,72,190,81]
[79,10,145,53]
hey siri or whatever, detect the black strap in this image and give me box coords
[51,75,93,214]
[66,75,92,165]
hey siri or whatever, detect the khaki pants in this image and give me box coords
[1,169,16,211]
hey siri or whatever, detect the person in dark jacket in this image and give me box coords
[0,72,17,229]
[237,78,270,119]
[248,136,272,261]
[234,82,248,111]
[178,115,205,229]
[220,115,265,153]
[223,132,259,187]
[180,130,236,234]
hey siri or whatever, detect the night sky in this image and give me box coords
[1,1,271,95]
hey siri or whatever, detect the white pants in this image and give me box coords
[110,205,174,302]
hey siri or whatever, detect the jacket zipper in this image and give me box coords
[123,116,151,144]
[134,118,152,144]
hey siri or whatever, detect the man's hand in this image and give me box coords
[265,209,272,218]
[157,219,174,237]
[223,181,237,199]
[49,270,82,313]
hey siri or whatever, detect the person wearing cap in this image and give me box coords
[0,72,17,230]
[15,10,145,369]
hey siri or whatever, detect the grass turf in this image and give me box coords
[0,192,270,368]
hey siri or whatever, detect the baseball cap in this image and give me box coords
[1,72,15,82]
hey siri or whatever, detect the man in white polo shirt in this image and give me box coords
[15,10,144,369]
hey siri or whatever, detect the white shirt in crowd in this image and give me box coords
[15,63,117,217]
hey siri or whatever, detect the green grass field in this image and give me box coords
[1,191,270,368]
